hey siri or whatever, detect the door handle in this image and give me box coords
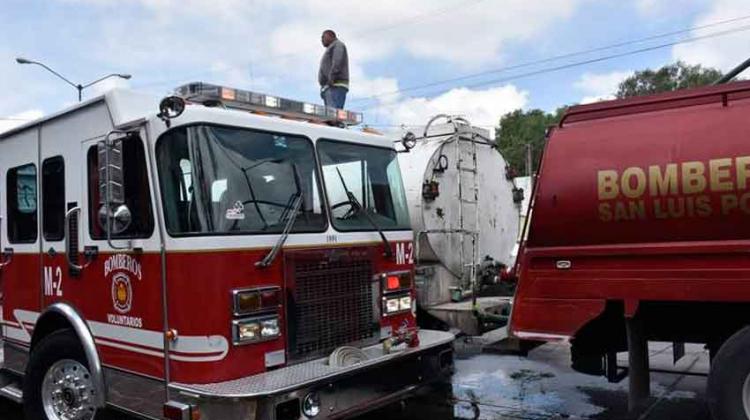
[0,215,10,269]
[0,248,12,269]
[65,207,92,271]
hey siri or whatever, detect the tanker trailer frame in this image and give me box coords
[398,115,522,335]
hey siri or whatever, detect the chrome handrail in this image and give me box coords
[0,216,10,269]
[64,207,85,271]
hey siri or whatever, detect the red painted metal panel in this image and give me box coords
[512,81,750,340]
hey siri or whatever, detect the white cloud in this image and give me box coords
[0,109,44,134]
[672,0,750,71]
[48,0,581,99]
[367,85,529,136]
[634,0,665,16]
[266,0,581,67]
[574,70,632,104]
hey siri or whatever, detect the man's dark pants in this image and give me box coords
[322,86,348,109]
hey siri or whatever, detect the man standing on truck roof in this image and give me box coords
[319,29,349,109]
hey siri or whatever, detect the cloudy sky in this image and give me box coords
[1,0,749,133]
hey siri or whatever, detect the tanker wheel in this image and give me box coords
[23,329,98,420]
[707,325,750,420]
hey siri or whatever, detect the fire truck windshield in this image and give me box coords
[318,139,410,232]
[156,125,327,235]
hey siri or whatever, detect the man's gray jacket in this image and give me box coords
[318,39,349,89]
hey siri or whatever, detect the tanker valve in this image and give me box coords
[505,166,518,180]
[422,180,440,200]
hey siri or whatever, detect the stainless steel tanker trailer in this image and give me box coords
[396,115,522,334]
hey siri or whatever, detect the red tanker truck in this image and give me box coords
[510,75,750,420]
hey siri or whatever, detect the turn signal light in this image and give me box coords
[233,287,281,316]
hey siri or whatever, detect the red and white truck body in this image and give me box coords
[0,83,454,420]
[510,80,750,419]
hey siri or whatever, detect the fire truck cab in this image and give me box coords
[0,83,454,420]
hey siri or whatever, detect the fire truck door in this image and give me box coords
[0,127,42,346]
[77,134,166,378]
[40,132,75,308]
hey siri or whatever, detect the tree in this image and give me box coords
[496,62,723,175]
[616,61,722,99]
[495,108,565,174]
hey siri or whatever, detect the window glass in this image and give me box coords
[87,137,154,239]
[7,164,38,243]
[42,156,65,241]
[156,125,326,235]
[318,140,410,231]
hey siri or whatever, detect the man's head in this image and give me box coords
[321,29,336,47]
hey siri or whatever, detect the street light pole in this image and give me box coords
[15,57,131,102]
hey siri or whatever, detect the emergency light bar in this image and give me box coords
[174,82,363,126]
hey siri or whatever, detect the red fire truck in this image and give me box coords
[510,76,750,419]
[0,82,454,420]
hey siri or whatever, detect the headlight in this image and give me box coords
[302,392,321,418]
[233,316,280,345]
[399,296,412,311]
[261,318,280,337]
[384,293,412,315]
[386,298,400,313]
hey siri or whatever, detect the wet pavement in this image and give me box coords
[361,339,711,420]
[0,339,712,419]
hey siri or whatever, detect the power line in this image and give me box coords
[356,23,750,113]
[349,13,750,104]
[351,0,486,38]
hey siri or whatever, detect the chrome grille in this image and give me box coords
[289,256,375,359]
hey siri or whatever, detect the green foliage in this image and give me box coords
[495,108,565,174]
[615,61,723,99]
[496,62,723,174]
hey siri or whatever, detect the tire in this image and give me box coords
[707,325,750,420]
[23,329,98,420]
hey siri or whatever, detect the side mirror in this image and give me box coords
[97,131,134,248]
[98,204,132,235]
[401,131,417,152]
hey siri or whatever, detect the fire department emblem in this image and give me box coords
[111,273,133,314]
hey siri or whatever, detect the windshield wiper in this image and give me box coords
[335,168,393,259]
[256,165,303,268]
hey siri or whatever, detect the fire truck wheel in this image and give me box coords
[23,329,98,420]
[707,325,750,420]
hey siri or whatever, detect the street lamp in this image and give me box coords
[16,57,132,102]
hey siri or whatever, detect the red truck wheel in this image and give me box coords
[707,326,750,420]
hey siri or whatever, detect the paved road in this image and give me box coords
[1,341,712,419]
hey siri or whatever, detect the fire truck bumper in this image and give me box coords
[167,329,454,420]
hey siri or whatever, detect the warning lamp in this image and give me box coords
[174,82,363,125]
[233,286,281,316]
[380,271,412,293]
[265,96,280,108]
[387,276,400,290]
[163,401,200,420]
[221,87,236,101]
